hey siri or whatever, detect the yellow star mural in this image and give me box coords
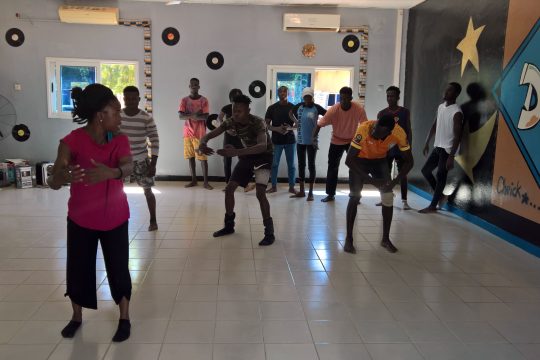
[455,111,497,182]
[456,17,485,76]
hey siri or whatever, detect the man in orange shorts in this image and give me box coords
[178,78,213,189]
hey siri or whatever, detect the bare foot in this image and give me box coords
[148,222,158,231]
[266,187,277,194]
[418,206,437,214]
[290,191,305,198]
[204,183,213,190]
[244,183,256,192]
[307,193,314,201]
[438,195,448,209]
[288,187,297,194]
[344,239,357,254]
[184,181,197,188]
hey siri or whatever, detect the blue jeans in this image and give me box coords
[271,143,296,187]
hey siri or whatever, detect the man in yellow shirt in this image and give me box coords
[344,114,414,253]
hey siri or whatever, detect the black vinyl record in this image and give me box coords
[249,80,266,98]
[162,27,180,46]
[12,124,30,142]
[206,114,219,131]
[342,34,360,53]
[5,28,25,47]
[206,51,224,70]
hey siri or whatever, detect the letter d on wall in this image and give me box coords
[518,62,540,129]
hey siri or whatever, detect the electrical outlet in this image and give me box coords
[14,83,21,91]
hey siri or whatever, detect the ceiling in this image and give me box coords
[125,0,425,9]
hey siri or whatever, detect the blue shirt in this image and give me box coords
[292,102,326,145]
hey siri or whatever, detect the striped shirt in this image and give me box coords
[120,109,159,161]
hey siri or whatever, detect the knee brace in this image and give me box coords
[380,191,394,207]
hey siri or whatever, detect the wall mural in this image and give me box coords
[406,0,539,248]
[491,0,540,226]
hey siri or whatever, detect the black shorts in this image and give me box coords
[230,153,273,188]
[349,158,390,198]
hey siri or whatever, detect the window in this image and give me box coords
[267,65,354,109]
[46,57,138,119]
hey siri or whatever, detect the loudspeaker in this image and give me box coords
[36,162,54,186]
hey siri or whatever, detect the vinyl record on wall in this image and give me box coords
[206,114,219,130]
[162,27,180,46]
[206,51,224,70]
[249,80,266,98]
[5,28,25,47]
[342,34,360,53]
[12,124,30,142]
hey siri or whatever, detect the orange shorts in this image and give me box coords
[183,137,207,161]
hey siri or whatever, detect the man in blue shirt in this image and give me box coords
[289,87,326,200]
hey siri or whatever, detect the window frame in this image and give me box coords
[46,57,139,119]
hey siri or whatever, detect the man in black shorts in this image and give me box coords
[199,95,275,246]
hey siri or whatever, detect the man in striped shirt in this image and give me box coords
[120,86,160,231]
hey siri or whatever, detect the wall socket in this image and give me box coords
[14,83,21,91]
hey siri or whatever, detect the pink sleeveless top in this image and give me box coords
[62,128,131,231]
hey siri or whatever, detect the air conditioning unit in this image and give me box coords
[58,5,119,25]
[283,13,340,32]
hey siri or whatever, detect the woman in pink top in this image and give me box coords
[47,84,134,342]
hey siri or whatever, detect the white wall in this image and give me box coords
[0,0,399,179]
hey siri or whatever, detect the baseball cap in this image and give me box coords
[302,87,314,98]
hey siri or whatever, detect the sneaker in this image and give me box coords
[402,201,411,210]
[321,195,335,202]
[381,239,398,253]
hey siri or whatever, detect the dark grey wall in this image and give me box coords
[1,0,400,178]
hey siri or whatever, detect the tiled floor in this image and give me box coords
[0,181,539,359]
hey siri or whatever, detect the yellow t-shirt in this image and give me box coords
[350,121,410,159]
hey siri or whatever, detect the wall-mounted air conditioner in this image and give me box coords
[283,13,340,32]
[58,5,119,25]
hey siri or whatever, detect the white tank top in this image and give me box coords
[434,103,462,154]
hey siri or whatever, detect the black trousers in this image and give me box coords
[223,132,244,183]
[387,152,408,200]
[421,147,450,207]
[326,143,350,196]
[297,144,317,183]
[66,218,131,310]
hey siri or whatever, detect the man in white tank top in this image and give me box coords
[419,82,464,213]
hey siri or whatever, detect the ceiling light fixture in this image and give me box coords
[166,1,182,5]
